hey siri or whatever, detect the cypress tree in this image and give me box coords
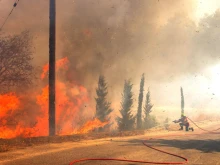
[117,80,135,131]
[137,74,145,129]
[95,75,113,131]
[180,87,184,117]
[143,89,157,129]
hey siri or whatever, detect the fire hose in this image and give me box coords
[69,118,220,165]
[187,117,220,134]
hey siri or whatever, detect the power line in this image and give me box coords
[0,0,20,31]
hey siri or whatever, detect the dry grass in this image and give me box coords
[0,144,10,152]
[0,130,145,152]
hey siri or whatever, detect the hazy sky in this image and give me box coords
[1,0,220,119]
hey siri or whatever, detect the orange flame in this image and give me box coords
[41,57,69,79]
[0,125,36,139]
[73,118,108,134]
[0,57,100,139]
[0,93,20,117]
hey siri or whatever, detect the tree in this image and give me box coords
[137,73,144,129]
[0,31,34,92]
[180,87,184,117]
[95,75,113,131]
[164,117,169,130]
[117,80,135,131]
[143,89,157,129]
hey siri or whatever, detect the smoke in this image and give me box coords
[1,0,220,119]
[0,0,199,84]
[60,0,198,85]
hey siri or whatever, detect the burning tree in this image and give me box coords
[117,80,135,131]
[0,31,34,92]
[95,75,113,131]
[137,73,145,129]
[143,89,157,129]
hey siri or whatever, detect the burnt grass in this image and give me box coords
[0,130,145,152]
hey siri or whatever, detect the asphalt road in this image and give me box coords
[0,122,220,165]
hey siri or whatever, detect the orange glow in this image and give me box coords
[0,57,106,139]
[73,118,108,134]
[41,57,69,79]
[0,93,20,117]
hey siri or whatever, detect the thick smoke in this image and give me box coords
[0,0,199,85]
[60,0,198,86]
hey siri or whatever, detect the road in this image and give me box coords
[0,121,219,165]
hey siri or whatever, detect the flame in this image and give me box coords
[41,57,69,79]
[0,125,36,139]
[0,57,107,139]
[73,118,108,134]
[0,93,20,117]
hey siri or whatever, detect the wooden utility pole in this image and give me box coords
[49,0,56,136]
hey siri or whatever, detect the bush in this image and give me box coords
[143,115,158,129]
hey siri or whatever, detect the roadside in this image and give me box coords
[0,130,145,152]
[0,119,219,153]
[0,120,219,164]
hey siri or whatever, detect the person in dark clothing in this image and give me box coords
[173,115,194,131]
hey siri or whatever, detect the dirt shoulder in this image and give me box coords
[0,121,219,165]
[0,130,145,152]
[0,120,219,153]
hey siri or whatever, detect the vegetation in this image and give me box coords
[95,75,113,131]
[0,31,34,92]
[117,80,135,131]
[137,74,145,129]
[143,89,157,129]
[164,117,169,130]
[181,87,184,117]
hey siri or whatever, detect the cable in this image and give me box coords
[69,135,188,165]
[187,117,220,134]
[0,0,20,31]
[69,118,220,164]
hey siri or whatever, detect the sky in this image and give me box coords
[194,0,220,22]
[1,0,220,121]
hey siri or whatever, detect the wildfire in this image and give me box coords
[73,118,108,134]
[41,57,69,79]
[0,93,20,117]
[0,125,36,139]
[0,57,107,139]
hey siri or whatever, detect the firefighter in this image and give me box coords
[173,115,194,131]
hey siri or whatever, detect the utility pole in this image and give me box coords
[49,0,56,136]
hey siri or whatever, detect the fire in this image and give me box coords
[36,82,90,135]
[0,57,107,139]
[41,57,69,79]
[0,93,20,117]
[73,118,108,134]
[0,125,36,139]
